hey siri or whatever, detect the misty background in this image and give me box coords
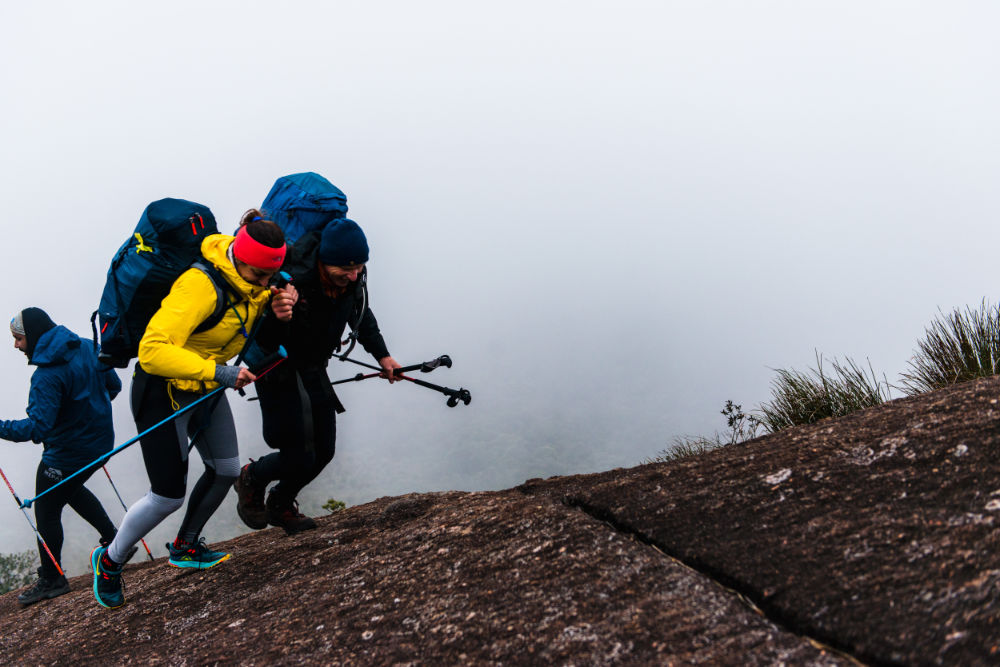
[1,2,997,575]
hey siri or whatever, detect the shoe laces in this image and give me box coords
[174,536,210,555]
[192,537,211,555]
[286,500,307,519]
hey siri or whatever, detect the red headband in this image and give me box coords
[232,226,286,271]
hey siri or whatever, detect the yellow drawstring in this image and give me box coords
[166,383,180,411]
[134,233,154,253]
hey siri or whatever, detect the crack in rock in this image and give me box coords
[559,496,871,667]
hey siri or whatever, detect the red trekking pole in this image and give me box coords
[0,466,64,577]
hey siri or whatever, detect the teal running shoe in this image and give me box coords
[167,537,231,569]
[91,546,125,609]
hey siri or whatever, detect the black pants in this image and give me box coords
[252,365,338,503]
[129,365,239,543]
[34,462,116,580]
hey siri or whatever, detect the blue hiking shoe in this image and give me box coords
[167,537,231,569]
[91,546,125,609]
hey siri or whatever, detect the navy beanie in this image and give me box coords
[319,219,369,267]
[20,307,56,361]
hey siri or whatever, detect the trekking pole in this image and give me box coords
[332,355,471,407]
[398,373,472,407]
[338,354,452,375]
[329,357,452,384]
[0,466,64,577]
[330,371,382,386]
[101,466,154,561]
[187,346,287,453]
[20,385,225,509]
[233,271,292,398]
[248,347,288,380]
[391,355,452,374]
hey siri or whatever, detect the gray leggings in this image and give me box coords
[107,369,239,563]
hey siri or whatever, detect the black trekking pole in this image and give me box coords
[333,355,471,407]
[0,466,64,577]
[339,354,453,375]
[101,466,154,561]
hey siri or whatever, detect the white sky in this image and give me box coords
[1,1,998,570]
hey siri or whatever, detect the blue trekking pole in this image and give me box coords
[23,344,289,509]
[18,384,227,509]
[24,271,292,510]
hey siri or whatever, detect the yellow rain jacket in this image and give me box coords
[138,234,272,393]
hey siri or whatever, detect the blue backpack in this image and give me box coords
[92,198,235,368]
[261,172,348,244]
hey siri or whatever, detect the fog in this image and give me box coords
[1,2,998,574]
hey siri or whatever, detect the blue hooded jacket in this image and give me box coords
[0,325,121,470]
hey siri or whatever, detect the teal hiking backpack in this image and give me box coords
[261,172,348,244]
[92,198,237,368]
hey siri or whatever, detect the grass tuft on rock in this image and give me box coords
[899,301,1000,396]
[757,353,891,432]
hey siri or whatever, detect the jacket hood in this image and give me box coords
[29,325,81,367]
[288,231,322,287]
[201,234,272,300]
[20,307,56,361]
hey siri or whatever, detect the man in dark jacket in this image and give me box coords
[2,308,121,605]
[235,219,400,533]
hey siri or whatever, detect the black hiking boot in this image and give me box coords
[266,493,317,535]
[17,575,70,606]
[234,463,268,530]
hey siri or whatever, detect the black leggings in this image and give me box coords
[34,462,116,580]
[252,365,338,502]
[130,366,240,543]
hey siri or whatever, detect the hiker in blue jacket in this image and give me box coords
[1,307,121,606]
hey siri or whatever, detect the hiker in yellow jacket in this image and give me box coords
[92,209,296,609]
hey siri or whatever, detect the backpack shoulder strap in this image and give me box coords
[190,260,240,334]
